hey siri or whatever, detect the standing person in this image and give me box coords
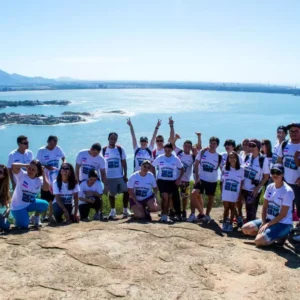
[36,135,66,221]
[0,165,11,231]
[188,137,222,223]
[52,163,80,224]
[75,143,106,184]
[78,170,104,221]
[127,160,159,220]
[10,160,49,228]
[221,152,244,232]
[239,139,250,161]
[261,139,273,168]
[221,139,236,168]
[242,139,270,222]
[7,135,34,190]
[102,132,132,219]
[242,164,294,247]
[277,122,300,226]
[126,118,162,171]
[152,143,184,223]
[271,125,288,166]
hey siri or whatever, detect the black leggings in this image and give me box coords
[79,197,101,219]
[242,190,261,222]
[172,187,182,215]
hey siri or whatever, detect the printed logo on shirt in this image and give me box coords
[82,165,95,175]
[244,167,258,180]
[267,202,280,217]
[14,159,20,162]
[161,167,174,178]
[82,157,87,162]
[202,162,215,173]
[44,155,50,160]
[60,194,73,205]
[135,187,149,198]
[134,181,139,185]
[22,190,36,203]
[224,180,239,192]
[107,158,120,168]
[22,181,29,188]
[284,156,297,170]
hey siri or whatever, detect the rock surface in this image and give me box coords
[0,208,299,300]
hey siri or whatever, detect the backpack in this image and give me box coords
[199,149,222,170]
[176,149,196,163]
[152,149,157,159]
[134,147,152,169]
[102,145,123,160]
[281,140,288,158]
[245,154,265,169]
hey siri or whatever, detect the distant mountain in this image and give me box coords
[0,69,55,86]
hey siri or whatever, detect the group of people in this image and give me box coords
[0,117,299,248]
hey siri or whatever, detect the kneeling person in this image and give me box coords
[127,160,159,220]
[79,170,104,221]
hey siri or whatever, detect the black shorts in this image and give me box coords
[40,189,55,202]
[157,179,177,194]
[194,180,217,196]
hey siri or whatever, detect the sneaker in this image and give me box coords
[181,210,187,221]
[48,215,57,225]
[41,216,49,223]
[293,235,300,242]
[227,223,233,232]
[222,222,229,232]
[237,216,244,228]
[197,214,206,221]
[93,212,101,221]
[187,213,197,223]
[168,210,175,218]
[29,215,35,225]
[123,208,133,218]
[33,216,42,227]
[159,215,173,224]
[108,210,117,220]
[204,215,213,223]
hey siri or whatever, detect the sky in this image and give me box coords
[0,0,300,84]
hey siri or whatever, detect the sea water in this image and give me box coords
[0,89,299,174]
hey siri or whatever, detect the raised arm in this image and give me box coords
[172,134,181,148]
[150,119,162,148]
[127,118,137,149]
[168,116,175,142]
[195,132,202,151]
[11,163,29,175]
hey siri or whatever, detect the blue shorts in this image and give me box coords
[251,219,292,244]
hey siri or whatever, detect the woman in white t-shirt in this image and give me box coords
[10,160,49,228]
[52,163,80,224]
[221,152,244,232]
[127,160,159,220]
[0,164,11,231]
[242,164,294,246]
[79,170,104,221]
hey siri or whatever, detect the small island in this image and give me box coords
[0,113,86,126]
[0,100,70,109]
[104,110,126,115]
[62,111,92,116]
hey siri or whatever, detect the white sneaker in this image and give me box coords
[108,210,117,220]
[187,214,197,223]
[123,208,133,218]
[29,215,35,224]
[159,215,173,224]
[33,216,42,227]
[293,235,300,242]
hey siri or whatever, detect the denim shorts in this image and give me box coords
[251,219,293,244]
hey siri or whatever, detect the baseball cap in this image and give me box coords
[277,125,288,134]
[271,164,284,174]
[140,136,148,142]
[248,138,261,150]
[286,122,300,130]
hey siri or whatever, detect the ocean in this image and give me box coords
[0,89,299,174]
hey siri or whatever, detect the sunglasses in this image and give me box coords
[248,144,257,148]
[271,170,282,176]
[143,165,151,169]
[20,142,29,145]
[61,167,70,171]
[156,139,164,142]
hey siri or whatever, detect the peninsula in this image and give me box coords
[0,100,70,109]
[62,111,92,116]
[0,113,86,126]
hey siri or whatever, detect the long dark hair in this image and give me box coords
[0,165,10,206]
[56,163,77,190]
[261,139,272,158]
[225,151,241,171]
[30,159,43,177]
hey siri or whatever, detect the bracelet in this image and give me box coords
[155,127,159,129]
[170,125,173,127]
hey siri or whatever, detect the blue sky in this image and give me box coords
[0,0,300,84]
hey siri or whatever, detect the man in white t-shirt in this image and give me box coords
[36,135,66,221]
[277,122,300,224]
[75,143,106,184]
[221,139,243,168]
[102,132,132,219]
[7,135,34,190]
[189,136,222,223]
[271,125,287,166]
[127,118,161,172]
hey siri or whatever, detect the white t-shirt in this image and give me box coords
[36,146,65,184]
[153,148,165,159]
[103,146,127,179]
[242,155,270,191]
[221,167,244,202]
[152,154,183,181]
[133,145,153,172]
[76,149,105,181]
[239,151,247,162]
[78,180,103,205]
[264,182,294,225]
[277,140,300,184]
[127,171,157,201]
[271,141,281,166]
[7,149,34,168]
[10,170,42,211]
[196,150,221,183]
[52,180,80,205]
[221,152,243,169]
[175,147,194,182]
